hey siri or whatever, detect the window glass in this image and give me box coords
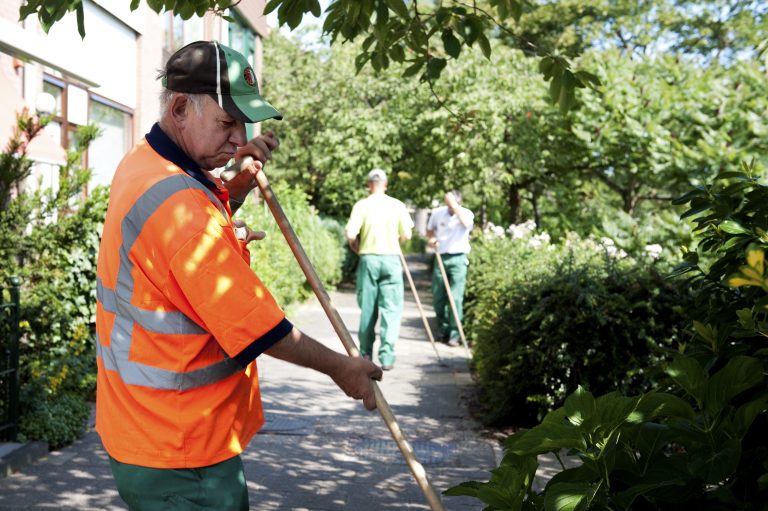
[88,100,131,189]
[173,14,184,51]
[42,81,63,117]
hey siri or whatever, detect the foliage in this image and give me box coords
[236,183,344,308]
[448,165,768,509]
[18,393,91,449]
[464,233,688,426]
[0,109,105,446]
[447,368,766,510]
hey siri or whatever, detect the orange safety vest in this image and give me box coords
[95,135,288,469]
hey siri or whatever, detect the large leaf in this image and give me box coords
[665,356,707,403]
[543,482,597,511]
[703,356,764,416]
[631,392,695,422]
[688,438,742,484]
[506,422,586,455]
[563,385,596,427]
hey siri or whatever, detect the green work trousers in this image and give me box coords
[432,253,469,340]
[356,254,404,366]
[109,454,249,511]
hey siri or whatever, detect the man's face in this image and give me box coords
[179,96,247,171]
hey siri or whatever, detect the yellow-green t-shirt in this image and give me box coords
[345,193,414,255]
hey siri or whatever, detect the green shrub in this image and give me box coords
[0,113,104,446]
[465,235,689,426]
[448,163,768,510]
[237,183,344,308]
[18,393,91,449]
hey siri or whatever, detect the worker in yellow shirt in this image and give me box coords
[345,169,414,370]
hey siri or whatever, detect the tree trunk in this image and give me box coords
[531,191,541,228]
[508,183,521,225]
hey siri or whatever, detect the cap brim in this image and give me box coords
[217,93,283,123]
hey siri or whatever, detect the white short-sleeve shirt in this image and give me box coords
[427,205,474,254]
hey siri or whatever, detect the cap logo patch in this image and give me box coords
[244,67,256,87]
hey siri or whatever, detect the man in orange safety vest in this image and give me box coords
[95,40,382,510]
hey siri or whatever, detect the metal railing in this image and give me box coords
[0,277,21,441]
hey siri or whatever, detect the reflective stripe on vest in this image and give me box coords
[97,174,243,391]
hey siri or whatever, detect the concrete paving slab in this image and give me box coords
[0,254,510,510]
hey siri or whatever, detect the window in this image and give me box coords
[227,11,256,67]
[227,12,260,140]
[163,14,205,54]
[87,96,133,191]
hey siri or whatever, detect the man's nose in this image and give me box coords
[231,122,247,146]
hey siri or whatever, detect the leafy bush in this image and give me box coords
[465,235,689,426]
[448,163,768,509]
[18,393,91,449]
[237,183,344,308]
[0,110,104,446]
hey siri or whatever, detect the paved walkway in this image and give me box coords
[0,255,499,510]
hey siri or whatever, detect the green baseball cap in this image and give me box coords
[162,40,282,123]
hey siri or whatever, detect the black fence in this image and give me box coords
[0,277,20,441]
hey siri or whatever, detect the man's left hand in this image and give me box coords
[223,132,280,200]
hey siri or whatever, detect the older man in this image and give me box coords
[345,169,414,371]
[95,41,381,510]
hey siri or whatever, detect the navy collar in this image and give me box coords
[145,123,219,193]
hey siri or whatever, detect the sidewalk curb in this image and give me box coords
[0,441,49,478]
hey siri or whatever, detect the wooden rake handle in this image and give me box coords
[398,251,442,362]
[253,168,446,511]
[434,252,471,358]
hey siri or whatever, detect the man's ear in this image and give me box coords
[169,94,190,126]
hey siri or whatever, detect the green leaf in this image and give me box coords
[443,480,483,497]
[665,356,706,402]
[426,57,447,79]
[689,438,742,484]
[442,30,461,59]
[733,395,768,436]
[719,219,750,235]
[385,0,409,19]
[543,482,597,511]
[563,385,595,427]
[388,44,405,62]
[309,0,321,17]
[703,356,764,416]
[402,59,425,78]
[263,0,281,15]
[477,33,492,59]
[632,392,695,422]
[75,1,85,38]
[506,422,586,455]
[129,0,140,11]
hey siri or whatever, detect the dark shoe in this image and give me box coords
[381,364,394,371]
[448,337,460,347]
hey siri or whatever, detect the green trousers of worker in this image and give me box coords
[432,253,469,340]
[356,254,404,366]
[109,454,248,511]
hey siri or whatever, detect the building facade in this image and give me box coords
[0,0,271,194]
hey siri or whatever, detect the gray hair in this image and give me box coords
[158,88,207,118]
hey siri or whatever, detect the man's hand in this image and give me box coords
[233,219,266,245]
[444,191,459,210]
[222,132,280,200]
[329,356,383,411]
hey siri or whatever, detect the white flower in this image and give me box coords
[644,244,663,259]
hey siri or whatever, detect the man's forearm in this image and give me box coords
[265,326,345,376]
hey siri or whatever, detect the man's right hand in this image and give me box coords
[329,355,382,411]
